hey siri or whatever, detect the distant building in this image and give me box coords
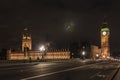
[7,32,70,60]
[22,33,32,52]
[91,45,101,60]
[80,42,101,60]
[6,18,110,60]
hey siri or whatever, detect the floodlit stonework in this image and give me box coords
[7,50,70,60]
[91,45,101,60]
[7,33,70,60]
[100,22,110,59]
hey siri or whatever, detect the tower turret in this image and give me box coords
[22,28,32,52]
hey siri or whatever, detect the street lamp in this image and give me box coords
[82,51,85,59]
[103,55,105,58]
[96,54,99,60]
[40,45,45,52]
[39,45,46,61]
[96,54,99,57]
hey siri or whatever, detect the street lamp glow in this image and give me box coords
[39,45,45,52]
[83,46,85,49]
[107,56,110,59]
[82,51,85,56]
[103,55,105,58]
[96,54,99,57]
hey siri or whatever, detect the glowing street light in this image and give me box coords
[39,45,45,52]
[96,54,99,57]
[82,51,85,56]
[39,45,46,61]
[103,55,105,58]
[82,51,85,60]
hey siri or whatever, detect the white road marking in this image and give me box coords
[21,64,94,80]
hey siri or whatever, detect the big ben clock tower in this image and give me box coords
[100,20,110,59]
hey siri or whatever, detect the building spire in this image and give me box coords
[103,15,108,25]
[23,27,30,35]
[101,15,109,29]
[24,27,28,31]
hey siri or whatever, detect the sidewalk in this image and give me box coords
[112,67,120,80]
[0,62,39,67]
[0,59,101,67]
[105,64,120,80]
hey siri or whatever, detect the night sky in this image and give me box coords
[0,0,120,51]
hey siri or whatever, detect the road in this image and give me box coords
[0,60,119,80]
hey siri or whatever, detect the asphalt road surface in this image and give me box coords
[0,60,119,80]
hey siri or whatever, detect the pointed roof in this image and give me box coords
[102,16,108,25]
[23,27,31,35]
[101,15,109,28]
[101,16,110,31]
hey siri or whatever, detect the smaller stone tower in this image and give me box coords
[22,28,32,52]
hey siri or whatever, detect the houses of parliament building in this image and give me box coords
[6,20,110,60]
[7,32,70,60]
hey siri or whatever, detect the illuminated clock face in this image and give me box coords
[102,31,107,35]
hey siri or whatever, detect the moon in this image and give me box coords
[64,23,73,32]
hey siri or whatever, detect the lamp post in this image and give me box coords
[81,46,86,60]
[96,54,99,59]
[82,51,85,60]
[39,45,46,61]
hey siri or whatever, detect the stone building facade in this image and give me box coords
[7,33,70,60]
[91,45,101,60]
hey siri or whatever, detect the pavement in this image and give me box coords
[0,60,119,80]
[0,59,92,67]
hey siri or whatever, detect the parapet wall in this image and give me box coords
[7,50,70,60]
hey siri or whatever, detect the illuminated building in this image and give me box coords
[91,45,101,60]
[22,34,32,52]
[7,31,70,60]
[100,20,110,59]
